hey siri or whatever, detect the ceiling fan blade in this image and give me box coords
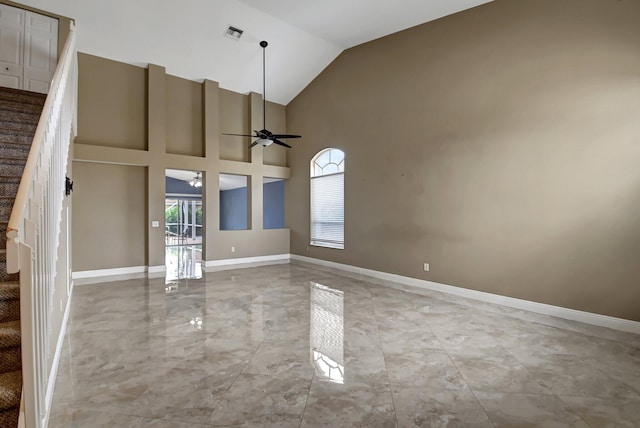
[272,139,292,148]
[249,140,259,148]
[223,133,255,137]
[271,134,302,139]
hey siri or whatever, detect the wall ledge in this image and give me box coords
[290,254,640,335]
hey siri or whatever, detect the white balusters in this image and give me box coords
[7,23,76,428]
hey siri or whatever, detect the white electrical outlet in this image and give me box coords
[423,263,430,271]
[231,246,235,252]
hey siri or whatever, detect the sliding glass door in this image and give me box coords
[165,198,203,246]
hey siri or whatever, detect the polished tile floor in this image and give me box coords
[50,263,640,427]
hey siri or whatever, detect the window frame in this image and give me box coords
[310,148,345,250]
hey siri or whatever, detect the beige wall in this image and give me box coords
[77,53,147,150]
[286,0,640,321]
[73,56,290,273]
[263,101,288,167]
[166,75,203,157]
[220,88,250,162]
[72,162,147,271]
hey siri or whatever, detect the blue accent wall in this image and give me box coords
[263,180,285,229]
[220,187,247,230]
[166,176,202,196]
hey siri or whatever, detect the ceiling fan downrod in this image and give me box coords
[260,40,267,130]
[221,40,302,149]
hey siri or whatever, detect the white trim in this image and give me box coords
[147,265,166,274]
[290,254,640,335]
[205,254,290,269]
[43,284,73,428]
[147,265,166,279]
[72,265,147,279]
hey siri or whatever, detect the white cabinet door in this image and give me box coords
[0,4,58,94]
[0,4,25,89]
[24,11,58,94]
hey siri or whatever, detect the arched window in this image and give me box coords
[310,148,345,249]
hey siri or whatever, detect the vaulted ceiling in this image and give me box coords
[19,0,492,104]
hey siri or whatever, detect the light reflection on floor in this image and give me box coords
[165,245,202,284]
[310,282,345,384]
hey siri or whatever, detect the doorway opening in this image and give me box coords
[165,169,203,282]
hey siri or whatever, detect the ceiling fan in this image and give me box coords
[223,41,302,148]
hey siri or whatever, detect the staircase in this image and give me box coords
[0,86,46,428]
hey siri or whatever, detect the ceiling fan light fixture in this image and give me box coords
[256,138,273,147]
[190,172,202,188]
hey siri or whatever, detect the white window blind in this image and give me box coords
[311,172,344,249]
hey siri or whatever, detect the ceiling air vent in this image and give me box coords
[225,26,244,40]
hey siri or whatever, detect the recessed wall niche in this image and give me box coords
[165,75,204,157]
[77,53,147,150]
[219,174,249,230]
[263,178,285,229]
[72,162,146,271]
[219,89,250,162]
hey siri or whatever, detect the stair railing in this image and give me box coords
[6,22,77,428]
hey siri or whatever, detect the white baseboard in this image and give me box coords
[147,265,166,274]
[72,255,290,280]
[290,254,640,335]
[147,265,166,278]
[204,254,290,271]
[72,265,147,279]
[43,283,73,428]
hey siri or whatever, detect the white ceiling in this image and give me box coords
[238,0,493,49]
[19,0,491,104]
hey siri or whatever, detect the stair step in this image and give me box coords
[0,299,19,323]
[0,222,6,249]
[0,321,20,350]
[0,197,15,222]
[0,110,42,127]
[0,142,31,160]
[0,128,35,145]
[0,86,47,105]
[0,283,19,302]
[0,252,19,284]
[0,158,25,179]
[0,407,19,428]
[0,177,20,197]
[0,346,20,374]
[0,99,45,115]
[0,120,38,133]
[0,370,21,411]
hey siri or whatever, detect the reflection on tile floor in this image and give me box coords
[165,245,202,284]
[50,263,640,427]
